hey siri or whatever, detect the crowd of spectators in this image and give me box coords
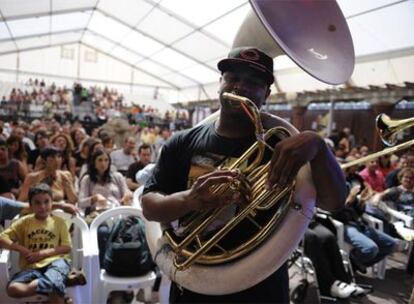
[1,79,191,131]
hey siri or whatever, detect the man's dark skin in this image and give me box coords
[142,65,346,223]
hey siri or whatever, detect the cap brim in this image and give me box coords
[218,58,274,85]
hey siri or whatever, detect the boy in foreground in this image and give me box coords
[0,183,71,303]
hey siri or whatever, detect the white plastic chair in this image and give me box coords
[332,216,387,279]
[89,206,157,304]
[0,211,92,303]
[133,185,171,304]
[380,204,414,274]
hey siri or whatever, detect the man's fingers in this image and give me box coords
[267,146,286,189]
[194,170,239,186]
[198,175,235,192]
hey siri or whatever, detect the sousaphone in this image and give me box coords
[142,0,354,295]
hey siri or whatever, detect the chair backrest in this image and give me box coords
[52,210,90,268]
[132,186,144,210]
[89,206,143,263]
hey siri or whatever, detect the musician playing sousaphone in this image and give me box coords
[141,47,347,303]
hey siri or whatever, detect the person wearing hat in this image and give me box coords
[141,47,346,303]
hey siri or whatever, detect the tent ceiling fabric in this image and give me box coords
[0,0,413,100]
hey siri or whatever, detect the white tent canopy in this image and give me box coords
[0,0,413,104]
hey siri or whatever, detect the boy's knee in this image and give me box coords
[361,244,379,260]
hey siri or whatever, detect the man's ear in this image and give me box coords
[265,87,271,99]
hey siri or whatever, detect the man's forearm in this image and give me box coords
[126,179,140,191]
[311,144,346,211]
[142,191,193,223]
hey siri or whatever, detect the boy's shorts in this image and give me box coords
[8,258,72,296]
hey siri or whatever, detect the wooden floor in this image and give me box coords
[288,250,413,304]
[347,251,413,304]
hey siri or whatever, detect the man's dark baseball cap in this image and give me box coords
[218,47,274,85]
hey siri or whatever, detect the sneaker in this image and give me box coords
[330,280,355,299]
[66,269,87,286]
[350,255,367,274]
[349,282,366,297]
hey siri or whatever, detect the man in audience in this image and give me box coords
[359,159,386,193]
[333,183,396,274]
[110,136,136,176]
[126,144,152,191]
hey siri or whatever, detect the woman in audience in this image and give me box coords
[74,137,96,175]
[378,154,396,178]
[49,133,77,177]
[78,148,131,212]
[6,134,28,172]
[381,167,414,217]
[27,128,49,171]
[70,128,87,152]
[78,148,132,263]
[78,139,105,180]
[0,138,27,198]
[18,146,77,204]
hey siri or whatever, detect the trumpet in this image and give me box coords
[341,114,414,170]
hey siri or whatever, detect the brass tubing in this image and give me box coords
[174,182,282,270]
[341,139,414,170]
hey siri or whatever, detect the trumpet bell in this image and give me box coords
[234,0,354,84]
[376,113,414,147]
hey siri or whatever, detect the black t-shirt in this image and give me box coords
[144,123,289,303]
[126,161,146,183]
